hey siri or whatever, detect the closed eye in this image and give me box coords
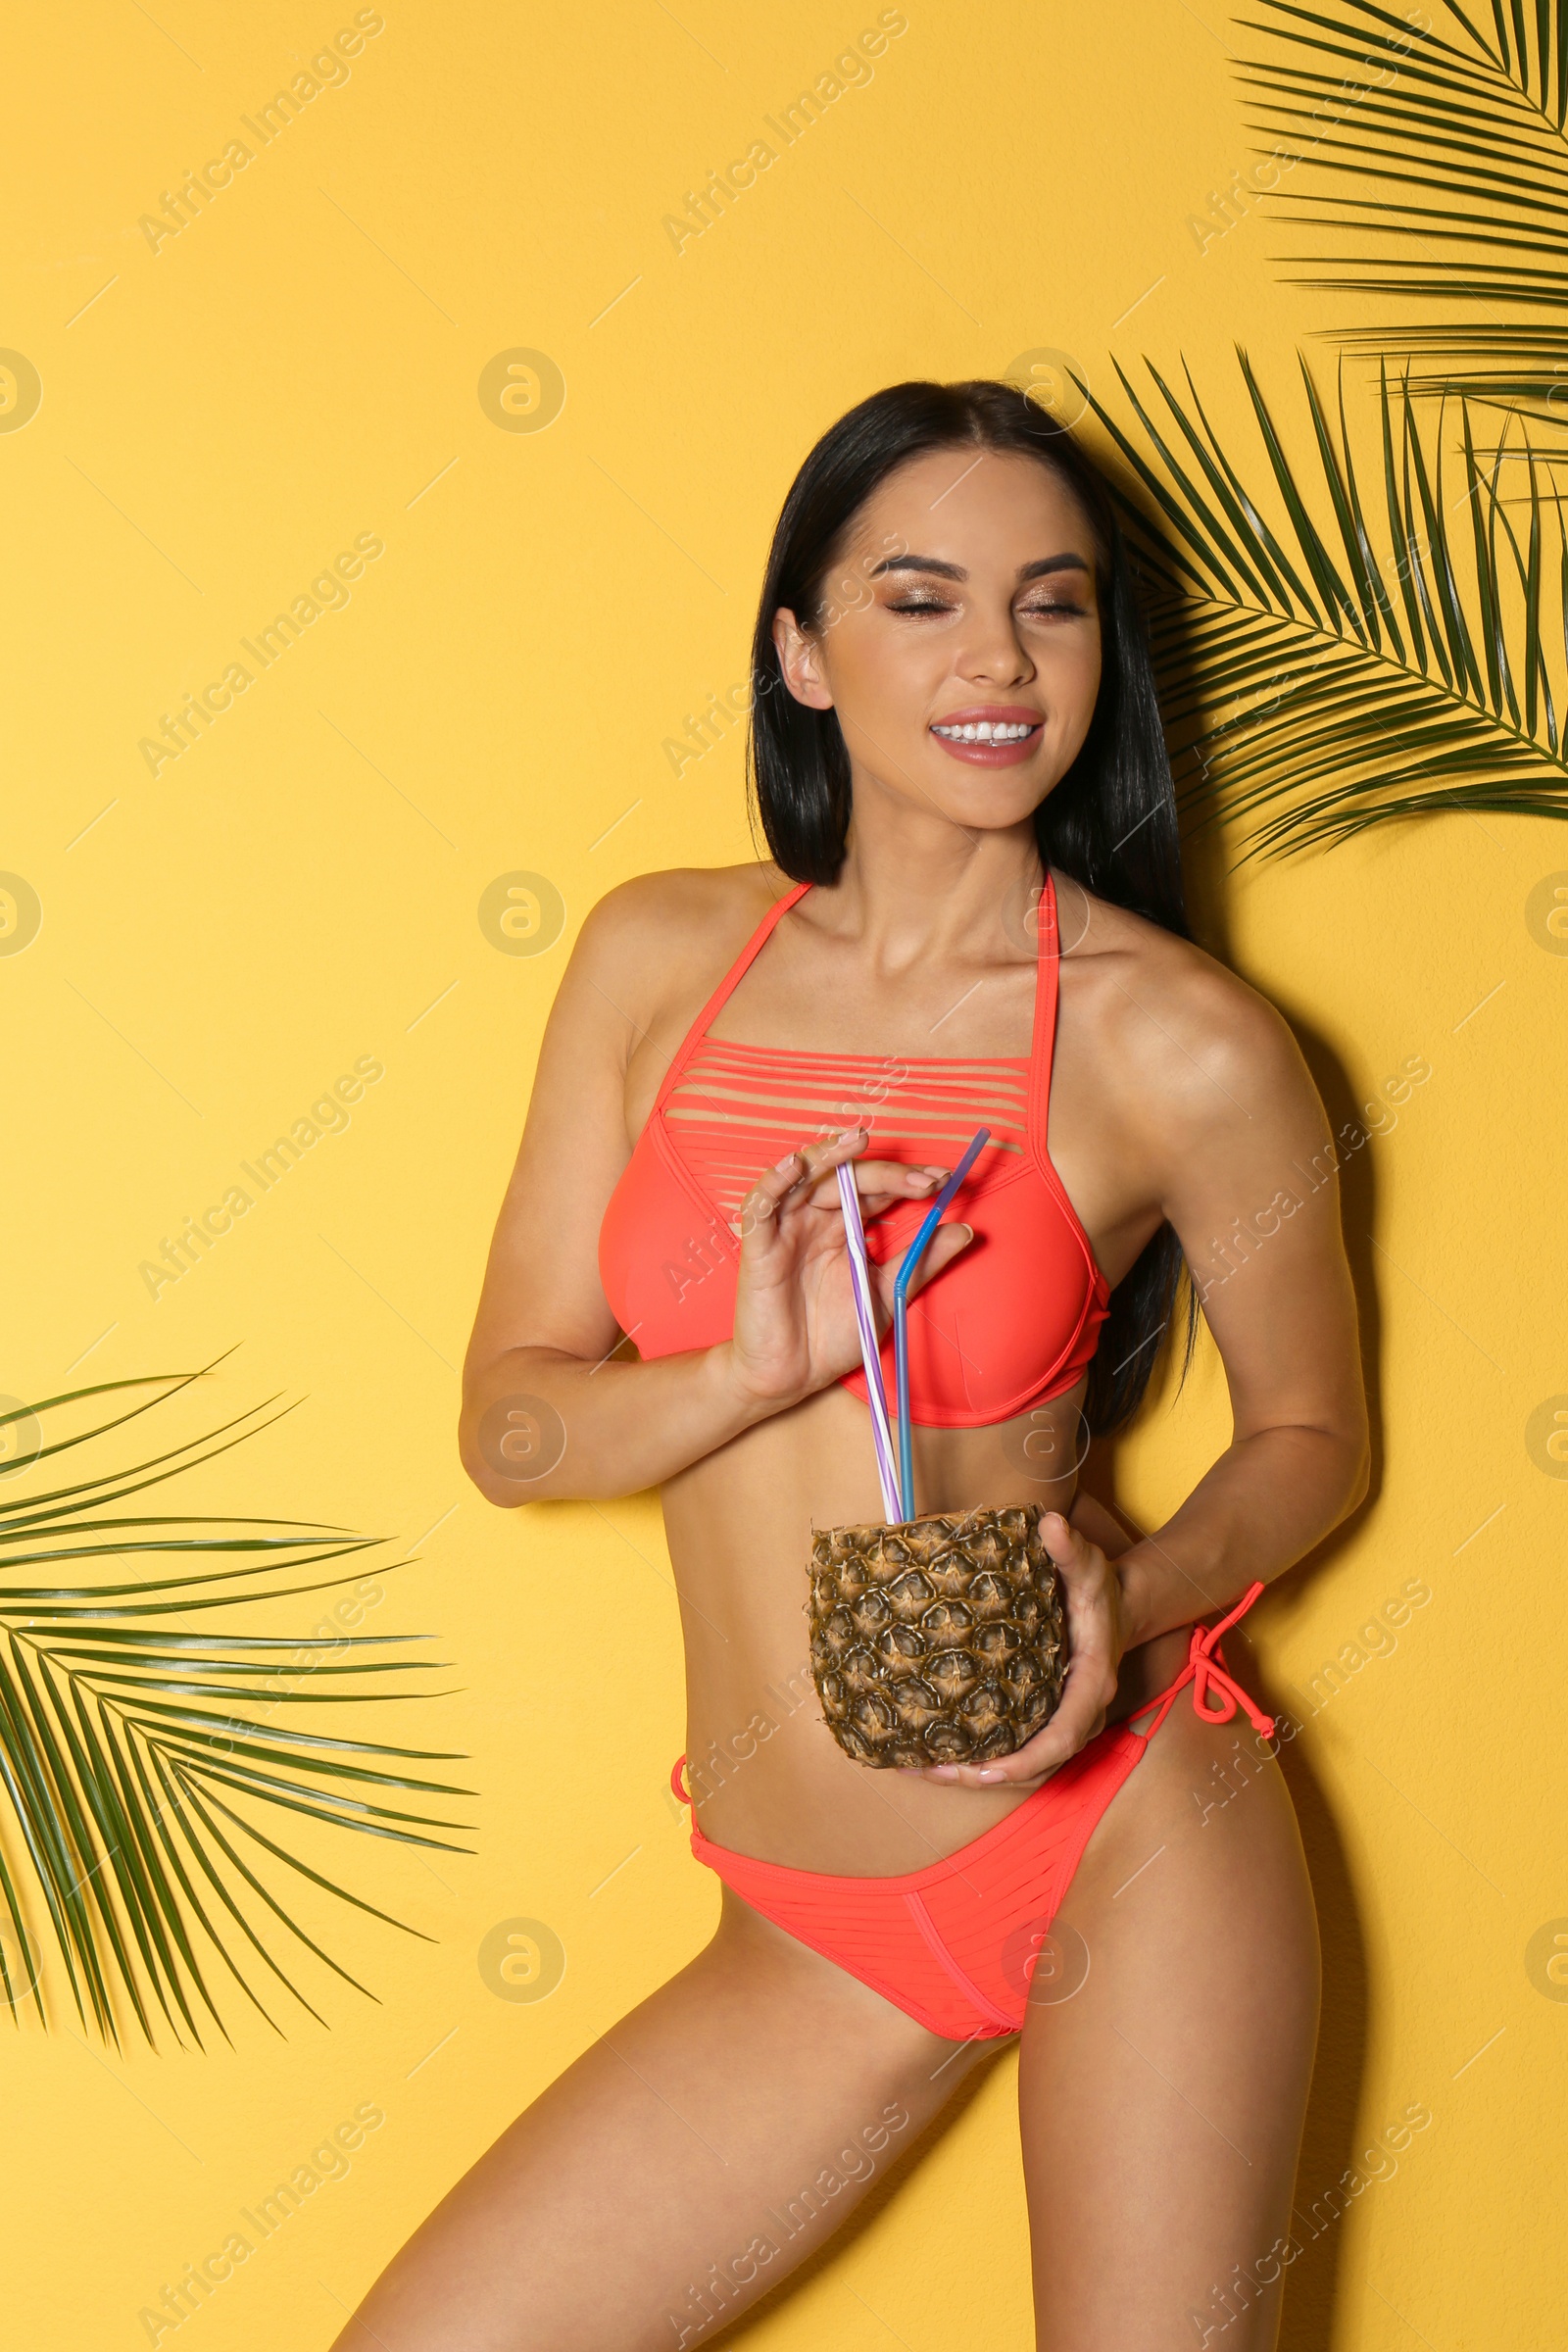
[886,596,1086,618]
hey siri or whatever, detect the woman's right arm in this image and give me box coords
[458,878,963,1508]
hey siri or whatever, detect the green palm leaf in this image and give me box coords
[1235,0,1568,412]
[1087,348,1568,850]
[0,1367,470,2048]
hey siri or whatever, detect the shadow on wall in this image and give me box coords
[1263,1007,1385,2352]
[1103,996,1385,2349]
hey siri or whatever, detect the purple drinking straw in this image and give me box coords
[834,1159,903,1522]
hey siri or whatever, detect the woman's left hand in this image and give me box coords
[918,1508,1126,1789]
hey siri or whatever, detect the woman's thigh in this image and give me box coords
[329,1886,1000,2352]
[1019,1704,1320,2352]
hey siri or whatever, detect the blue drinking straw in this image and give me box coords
[894,1126,990,1520]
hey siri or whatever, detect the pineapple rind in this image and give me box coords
[806,1505,1068,1770]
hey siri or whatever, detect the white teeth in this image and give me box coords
[933,719,1036,743]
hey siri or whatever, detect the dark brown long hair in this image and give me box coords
[745,377,1197,1434]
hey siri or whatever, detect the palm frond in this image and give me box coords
[0,1368,470,2048]
[1089,348,1568,851]
[1234,0,1568,412]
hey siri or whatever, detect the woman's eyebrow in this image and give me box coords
[867,552,1090,582]
[1018,553,1091,581]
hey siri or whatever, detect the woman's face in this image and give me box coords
[772,446,1103,834]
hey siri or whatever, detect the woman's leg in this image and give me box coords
[1018,1695,1321,2351]
[329,1885,1000,2352]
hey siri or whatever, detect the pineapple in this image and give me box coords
[807,1505,1068,1769]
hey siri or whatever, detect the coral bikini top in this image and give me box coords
[597,871,1111,1430]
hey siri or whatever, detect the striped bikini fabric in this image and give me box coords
[663,1040,1033,1227]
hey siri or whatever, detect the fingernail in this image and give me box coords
[925,1765,958,1782]
[976,1769,1005,1783]
[774,1151,798,1172]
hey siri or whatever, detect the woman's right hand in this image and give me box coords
[721,1125,975,1413]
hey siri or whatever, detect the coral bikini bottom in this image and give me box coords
[672,1585,1275,2042]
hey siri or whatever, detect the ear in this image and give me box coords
[771,608,834,710]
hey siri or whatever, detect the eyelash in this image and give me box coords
[886,596,1083,618]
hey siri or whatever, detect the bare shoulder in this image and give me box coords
[1055,874,1317,1142]
[567,858,790,1026]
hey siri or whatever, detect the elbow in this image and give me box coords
[458,1398,588,1508]
[1258,1414,1370,1539]
[459,1432,525,1509]
[1329,1414,1372,1528]
[463,1454,530,1510]
[459,1360,637,1506]
[457,1405,538,1511]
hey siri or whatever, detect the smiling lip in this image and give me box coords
[929,705,1045,766]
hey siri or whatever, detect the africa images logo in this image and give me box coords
[137,533,385,776]
[135,11,387,255]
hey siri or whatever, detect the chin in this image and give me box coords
[929,766,1052,825]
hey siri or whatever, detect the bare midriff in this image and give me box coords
[658,1376,1190,1877]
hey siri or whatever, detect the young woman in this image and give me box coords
[335,380,1368,2350]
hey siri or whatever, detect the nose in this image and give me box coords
[957,603,1036,690]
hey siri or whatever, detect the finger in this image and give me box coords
[879,1220,974,1299]
[1041,1509,1119,1685]
[992,1669,1111,1781]
[913,1749,1065,1789]
[786,1125,877,1190]
[796,1155,948,1206]
[991,1520,1119,1771]
[1040,1516,1117,1644]
[919,1514,1116,1787]
[736,1126,866,1237]
[1037,1507,1095,1576]
[854,1156,949,1197]
[915,1670,1109,1789]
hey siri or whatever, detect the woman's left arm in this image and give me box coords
[924,945,1368,1789]
[1111,963,1370,1650]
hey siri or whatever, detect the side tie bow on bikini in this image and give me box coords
[1162,1580,1277,1739]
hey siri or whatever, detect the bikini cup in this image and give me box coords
[596,871,1111,1430]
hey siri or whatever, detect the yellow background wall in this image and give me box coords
[3,3,1562,2345]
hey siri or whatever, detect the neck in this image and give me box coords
[808,801,1046,973]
